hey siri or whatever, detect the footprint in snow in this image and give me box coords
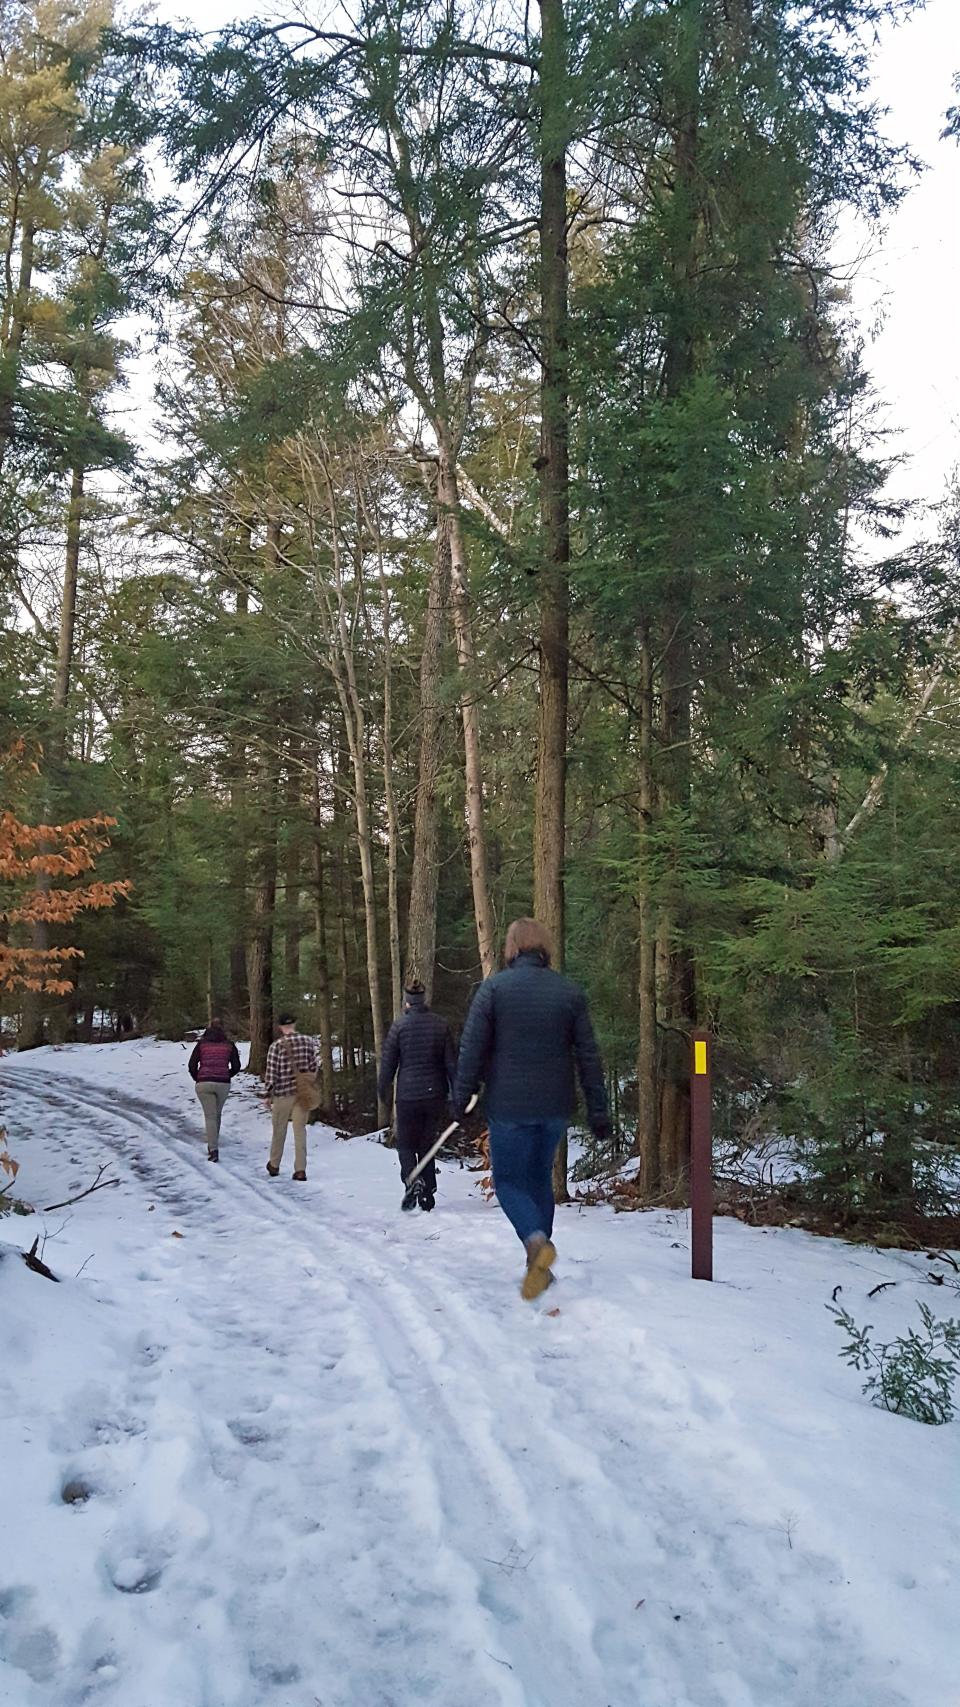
[49,1391,145,1455]
[250,1658,302,1687]
[227,1415,286,1458]
[88,1410,146,1447]
[109,1557,163,1595]
[103,1528,172,1596]
[133,1331,166,1367]
[61,1470,100,1506]
[0,1585,62,1683]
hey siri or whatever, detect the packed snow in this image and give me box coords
[0,1039,957,1707]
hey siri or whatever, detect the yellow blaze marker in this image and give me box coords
[694,1039,708,1076]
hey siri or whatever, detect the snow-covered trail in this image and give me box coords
[1,1048,955,1707]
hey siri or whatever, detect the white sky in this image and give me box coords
[144,0,959,525]
[838,0,960,518]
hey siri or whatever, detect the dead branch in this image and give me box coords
[22,1237,59,1282]
[42,1166,119,1213]
[839,626,960,851]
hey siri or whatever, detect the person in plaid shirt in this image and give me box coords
[263,1012,319,1180]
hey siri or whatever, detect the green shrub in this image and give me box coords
[828,1299,960,1425]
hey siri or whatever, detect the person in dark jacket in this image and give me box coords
[378,981,457,1211]
[188,1021,242,1161]
[454,918,610,1298]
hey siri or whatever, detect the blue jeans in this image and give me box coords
[487,1118,567,1244]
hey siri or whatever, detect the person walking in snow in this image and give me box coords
[378,980,458,1211]
[453,918,610,1298]
[263,1013,320,1181]
[188,1020,242,1162]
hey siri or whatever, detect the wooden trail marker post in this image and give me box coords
[690,1029,713,1281]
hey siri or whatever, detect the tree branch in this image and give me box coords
[838,628,959,853]
[42,1165,120,1213]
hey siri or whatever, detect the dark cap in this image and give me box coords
[277,1012,297,1027]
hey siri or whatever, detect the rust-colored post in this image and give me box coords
[690,1029,713,1281]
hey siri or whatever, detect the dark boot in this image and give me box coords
[266,1162,279,1177]
[207,1150,219,1163]
[292,1170,307,1181]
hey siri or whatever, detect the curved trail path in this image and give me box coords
[0,1058,920,1707]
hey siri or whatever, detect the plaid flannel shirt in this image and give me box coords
[264,1033,319,1098]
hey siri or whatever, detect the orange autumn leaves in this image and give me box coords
[1,744,130,995]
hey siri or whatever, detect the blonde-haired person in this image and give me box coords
[453,919,610,1298]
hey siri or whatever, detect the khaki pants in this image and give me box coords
[196,1081,229,1152]
[269,1094,308,1174]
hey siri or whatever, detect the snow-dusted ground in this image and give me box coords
[0,1041,957,1707]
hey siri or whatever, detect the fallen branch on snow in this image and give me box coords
[22,1236,59,1282]
[42,1166,119,1213]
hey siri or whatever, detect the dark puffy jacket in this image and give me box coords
[453,950,608,1129]
[189,1035,242,1083]
[378,1003,457,1106]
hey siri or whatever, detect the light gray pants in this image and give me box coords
[196,1081,230,1151]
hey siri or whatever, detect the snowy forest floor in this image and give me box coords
[0,1040,958,1707]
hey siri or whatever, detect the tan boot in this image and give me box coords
[521,1234,557,1300]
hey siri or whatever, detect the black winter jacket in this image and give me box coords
[378,1003,457,1106]
[453,951,608,1129]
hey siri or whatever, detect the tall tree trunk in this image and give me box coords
[377,521,403,1017]
[653,17,703,1199]
[229,931,248,1031]
[228,569,250,1030]
[406,516,450,1001]
[310,767,335,1106]
[334,739,354,1076]
[636,627,660,1191]
[390,93,496,984]
[656,579,695,1197]
[341,702,386,1109]
[337,849,354,1076]
[0,216,35,470]
[53,463,84,749]
[350,875,368,1072]
[811,763,841,859]
[328,626,386,1109]
[312,454,387,1107]
[245,741,278,1077]
[246,517,283,1075]
[284,756,303,984]
[536,0,572,1199]
[437,451,497,980]
[18,460,85,1049]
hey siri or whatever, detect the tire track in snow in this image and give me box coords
[427,1223,912,1707]
[2,1067,912,1707]
[1,1070,535,1707]
[4,1069,614,1702]
[5,1071,625,1702]
[2,1070,759,1701]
